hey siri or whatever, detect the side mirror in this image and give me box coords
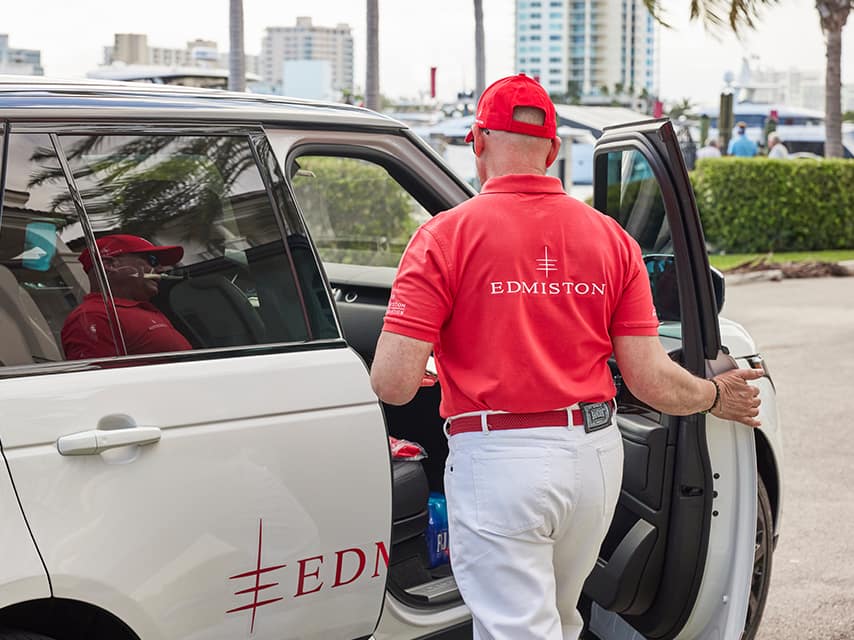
[644,254,724,322]
[644,254,680,322]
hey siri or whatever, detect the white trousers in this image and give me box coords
[444,421,624,640]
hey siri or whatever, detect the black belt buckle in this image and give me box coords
[579,401,613,434]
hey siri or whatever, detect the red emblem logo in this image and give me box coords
[226,519,286,634]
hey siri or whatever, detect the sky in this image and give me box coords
[2,0,852,108]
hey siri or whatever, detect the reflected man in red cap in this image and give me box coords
[370,74,761,639]
[61,234,192,360]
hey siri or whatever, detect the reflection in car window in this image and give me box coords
[601,149,672,255]
[56,133,333,357]
[598,149,679,326]
[0,132,114,366]
[291,155,431,267]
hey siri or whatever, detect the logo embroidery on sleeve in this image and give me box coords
[388,294,406,316]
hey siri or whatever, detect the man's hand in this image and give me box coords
[710,368,765,428]
[613,335,766,427]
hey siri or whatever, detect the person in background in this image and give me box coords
[370,74,763,640]
[696,137,722,159]
[767,133,790,159]
[61,234,192,359]
[728,121,758,157]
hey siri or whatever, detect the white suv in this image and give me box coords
[0,77,782,640]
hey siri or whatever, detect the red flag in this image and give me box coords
[430,67,437,99]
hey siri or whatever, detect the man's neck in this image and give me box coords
[484,165,547,181]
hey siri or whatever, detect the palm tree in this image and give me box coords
[228,0,246,92]
[474,0,486,99]
[643,0,851,158]
[366,0,380,111]
[817,0,851,158]
[669,97,696,119]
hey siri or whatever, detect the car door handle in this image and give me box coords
[57,427,162,456]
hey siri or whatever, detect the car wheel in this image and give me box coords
[743,476,774,640]
[0,632,57,640]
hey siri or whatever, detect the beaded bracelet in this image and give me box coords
[702,379,721,414]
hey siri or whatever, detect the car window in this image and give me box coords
[596,149,681,330]
[290,155,431,267]
[50,132,336,361]
[0,132,113,366]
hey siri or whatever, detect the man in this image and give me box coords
[728,121,758,157]
[61,234,192,359]
[370,74,762,640]
[767,132,790,159]
[696,137,722,159]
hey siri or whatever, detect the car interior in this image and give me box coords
[293,140,732,639]
[325,260,689,621]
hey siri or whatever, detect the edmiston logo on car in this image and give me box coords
[226,519,388,633]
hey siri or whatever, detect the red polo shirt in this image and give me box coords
[382,174,659,418]
[61,293,192,360]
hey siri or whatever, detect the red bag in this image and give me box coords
[389,436,427,460]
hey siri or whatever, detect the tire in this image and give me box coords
[743,475,774,640]
[0,632,57,640]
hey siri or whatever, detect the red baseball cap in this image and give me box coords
[465,74,557,143]
[78,234,184,273]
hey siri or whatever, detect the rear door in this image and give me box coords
[584,119,757,640]
[0,124,391,640]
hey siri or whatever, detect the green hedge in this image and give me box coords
[690,158,854,253]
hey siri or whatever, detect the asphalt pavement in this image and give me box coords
[723,276,854,640]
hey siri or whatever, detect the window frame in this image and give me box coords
[0,122,344,380]
[285,142,461,270]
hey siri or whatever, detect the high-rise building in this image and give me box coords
[0,34,44,76]
[261,17,354,96]
[515,0,659,100]
[112,34,149,65]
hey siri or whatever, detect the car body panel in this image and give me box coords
[673,412,757,640]
[718,317,756,358]
[0,452,50,607]
[1,347,391,639]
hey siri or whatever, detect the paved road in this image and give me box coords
[724,277,854,640]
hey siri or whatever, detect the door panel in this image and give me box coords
[0,449,50,607]
[1,349,391,640]
[0,124,391,639]
[587,119,752,639]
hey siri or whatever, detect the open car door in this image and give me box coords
[583,119,758,640]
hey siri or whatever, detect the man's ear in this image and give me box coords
[545,136,561,168]
[472,127,486,157]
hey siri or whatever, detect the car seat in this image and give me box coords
[168,274,266,348]
[0,265,64,365]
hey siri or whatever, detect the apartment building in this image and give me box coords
[104,34,260,76]
[0,34,44,76]
[261,17,354,95]
[515,0,659,100]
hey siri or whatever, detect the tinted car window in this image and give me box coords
[55,133,334,358]
[597,149,680,325]
[0,132,114,366]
